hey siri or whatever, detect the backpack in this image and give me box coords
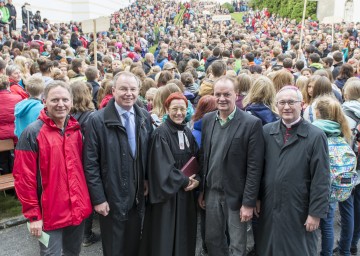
[328,136,358,202]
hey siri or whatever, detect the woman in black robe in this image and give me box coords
[140,92,199,256]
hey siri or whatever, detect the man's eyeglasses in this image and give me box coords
[277,100,301,106]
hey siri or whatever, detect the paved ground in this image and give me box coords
[0,210,342,256]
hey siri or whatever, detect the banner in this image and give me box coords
[212,15,231,21]
[82,16,110,33]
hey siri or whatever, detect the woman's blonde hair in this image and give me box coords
[242,76,277,113]
[295,75,309,92]
[152,83,181,118]
[343,78,360,101]
[14,56,29,78]
[272,69,294,92]
[70,81,95,113]
[315,95,351,142]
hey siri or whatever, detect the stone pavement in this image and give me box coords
[0,210,343,256]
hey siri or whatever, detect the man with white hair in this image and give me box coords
[256,86,330,256]
[143,53,154,75]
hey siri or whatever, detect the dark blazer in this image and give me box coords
[83,98,153,220]
[199,108,264,210]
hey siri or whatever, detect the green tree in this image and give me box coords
[249,0,317,21]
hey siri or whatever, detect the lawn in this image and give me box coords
[231,12,244,24]
[0,192,22,221]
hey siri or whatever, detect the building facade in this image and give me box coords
[13,0,134,26]
[317,0,360,23]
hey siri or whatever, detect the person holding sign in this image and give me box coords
[139,92,199,256]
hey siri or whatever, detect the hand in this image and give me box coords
[184,174,199,191]
[144,180,149,196]
[304,215,320,232]
[29,220,43,238]
[240,205,254,222]
[198,191,206,210]
[254,200,261,218]
[94,201,110,216]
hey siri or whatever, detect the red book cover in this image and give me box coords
[181,157,199,177]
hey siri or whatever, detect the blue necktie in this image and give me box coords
[123,112,136,157]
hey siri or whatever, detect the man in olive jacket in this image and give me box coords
[83,71,153,256]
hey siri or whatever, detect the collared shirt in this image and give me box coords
[282,117,301,128]
[114,101,136,129]
[216,107,236,126]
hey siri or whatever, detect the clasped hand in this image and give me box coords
[184,174,199,191]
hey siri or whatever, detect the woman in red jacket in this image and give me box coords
[0,74,22,174]
[6,65,28,99]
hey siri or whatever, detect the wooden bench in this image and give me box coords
[0,139,15,193]
[0,173,14,192]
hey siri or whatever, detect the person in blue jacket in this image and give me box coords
[14,75,44,138]
[243,76,279,126]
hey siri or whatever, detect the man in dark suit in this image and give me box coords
[83,71,153,256]
[198,76,264,256]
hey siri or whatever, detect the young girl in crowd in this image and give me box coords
[312,95,355,256]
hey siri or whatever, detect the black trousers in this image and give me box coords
[99,206,141,256]
[0,150,13,175]
[9,19,16,32]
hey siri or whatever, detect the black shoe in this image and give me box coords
[82,232,100,247]
[351,247,358,255]
[247,247,257,256]
[333,247,345,256]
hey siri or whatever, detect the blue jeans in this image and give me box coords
[339,197,354,256]
[351,185,360,249]
[320,203,336,256]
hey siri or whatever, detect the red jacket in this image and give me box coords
[0,89,22,140]
[99,94,113,109]
[9,79,28,99]
[13,109,92,231]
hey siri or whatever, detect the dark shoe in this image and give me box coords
[247,247,257,256]
[82,232,100,247]
[351,247,358,255]
[333,247,344,256]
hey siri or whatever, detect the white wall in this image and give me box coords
[13,0,135,26]
[332,0,360,22]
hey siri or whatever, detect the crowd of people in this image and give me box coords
[1,0,360,255]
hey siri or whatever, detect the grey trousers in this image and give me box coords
[39,221,85,256]
[205,189,248,256]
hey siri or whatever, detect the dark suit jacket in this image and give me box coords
[199,108,264,210]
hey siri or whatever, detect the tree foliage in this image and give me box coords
[250,0,317,21]
[222,2,235,13]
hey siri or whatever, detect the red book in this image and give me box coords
[181,157,199,177]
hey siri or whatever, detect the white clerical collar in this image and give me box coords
[282,117,301,128]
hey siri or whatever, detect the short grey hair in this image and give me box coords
[112,71,141,88]
[276,85,303,101]
[44,81,72,100]
[5,65,20,76]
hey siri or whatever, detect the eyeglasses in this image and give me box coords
[169,107,187,113]
[277,100,301,106]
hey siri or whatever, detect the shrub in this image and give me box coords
[222,2,235,13]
